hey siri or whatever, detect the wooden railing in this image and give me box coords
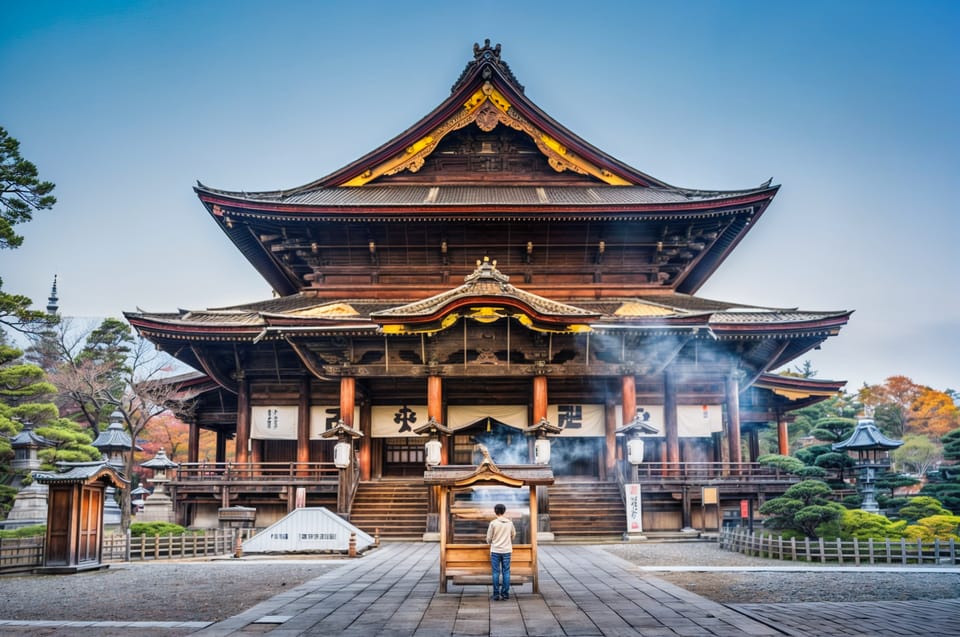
[0,536,43,573]
[622,461,799,482]
[174,462,339,483]
[102,528,255,561]
[0,529,257,573]
[720,527,960,565]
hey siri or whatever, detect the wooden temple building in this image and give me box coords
[126,41,850,539]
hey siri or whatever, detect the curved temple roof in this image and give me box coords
[193,42,780,298]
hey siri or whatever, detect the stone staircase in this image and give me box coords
[547,480,626,541]
[349,481,429,541]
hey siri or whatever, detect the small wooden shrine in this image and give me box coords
[32,462,128,574]
[424,449,553,592]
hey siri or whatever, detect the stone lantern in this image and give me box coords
[138,448,178,523]
[527,417,562,465]
[322,419,363,468]
[616,412,660,468]
[414,417,452,467]
[3,422,56,529]
[616,412,659,541]
[320,420,363,517]
[832,418,903,514]
[91,411,141,527]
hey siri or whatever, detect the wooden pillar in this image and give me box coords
[188,422,200,464]
[530,484,539,594]
[664,372,679,468]
[215,432,226,463]
[621,374,636,425]
[340,376,356,428]
[726,374,742,466]
[235,374,250,464]
[427,375,447,464]
[532,375,548,423]
[777,412,790,456]
[297,376,311,471]
[359,403,372,481]
[250,438,262,468]
[747,427,760,462]
[603,401,617,481]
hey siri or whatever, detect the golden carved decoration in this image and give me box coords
[341,84,630,186]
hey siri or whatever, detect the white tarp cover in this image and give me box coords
[309,406,360,440]
[251,406,298,440]
[615,405,723,437]
[371,405,430,438]
[250,406,360,440]
[547,404,605,436]
[241,507,375,553]
[447,405,527,431]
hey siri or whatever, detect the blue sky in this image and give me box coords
[1,1,958,393]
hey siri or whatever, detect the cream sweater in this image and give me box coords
[486,516,516,554]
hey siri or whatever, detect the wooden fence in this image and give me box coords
[0,528,256,573]
[0,536,44,573]
[720,527,960,566]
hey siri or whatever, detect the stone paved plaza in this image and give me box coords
[1,542,958,636]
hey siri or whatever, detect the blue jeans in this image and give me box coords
[490,551,511,597]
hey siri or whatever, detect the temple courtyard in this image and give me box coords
[1,542,958,636]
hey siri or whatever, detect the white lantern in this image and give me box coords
[425,438,442,467]
[334,441,352,468]
[627,438,645,465]
[534,438,551,465]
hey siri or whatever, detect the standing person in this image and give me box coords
[486,503,516,600]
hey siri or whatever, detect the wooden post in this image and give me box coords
[529,484,539,593]
[438,487,448,593]
[621,374,636,425]
[340,376,356,428]
[604,401,617,480]
[776,412,789,456]
[725,374,742,466]
[532,376,548,423]
[664,372,679,472]
[358,403,372,481]
[235,374,250,464]
[427,375,447,464]
[188,422,200,464]
[297,376,311,470]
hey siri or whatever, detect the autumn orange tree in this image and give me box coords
[858,376,958,439]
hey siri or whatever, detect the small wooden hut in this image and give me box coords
[424,454,553,593]
[32,462,128,573]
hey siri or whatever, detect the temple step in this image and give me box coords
[548,481,625,539]
[349,481,429,541]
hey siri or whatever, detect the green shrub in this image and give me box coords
[0,524,46,538]
[129,521,186,536]
[796,466,828,479]
[757,454,805,474]
[903,514,960,541]
[896,496,951,523]
[838,509,907,540]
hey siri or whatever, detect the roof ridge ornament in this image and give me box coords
[452,39,524,94]
[463,256,510,287]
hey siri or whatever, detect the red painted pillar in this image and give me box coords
[427,375,447,464]
[533,375,548,423]
[621,374,636,425]
[297,376,311,470]
[340,376,356,428]
[777,413,790,456]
